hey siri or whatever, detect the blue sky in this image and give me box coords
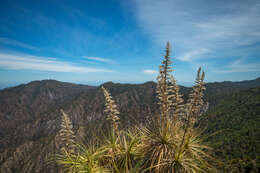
[0,0,260,87]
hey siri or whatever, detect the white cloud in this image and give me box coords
[0,38,39,51]
[83,56,116,64]
[132,0,260,61]
[213,59,260,73]
[178,48,210,62]
[194,4,260,46]
[0,52,112,73]
[143,69,157,74]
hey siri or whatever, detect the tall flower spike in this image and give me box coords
[178,67,206,157]
[185,67,206,127]
[59,109,76,154]
[102,86,120,135]
[170,76,185,121]
[156,41,174,123]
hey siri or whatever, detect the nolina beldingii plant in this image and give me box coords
[139,42,214,173]
[54,42,216,173]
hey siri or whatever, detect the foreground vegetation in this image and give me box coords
[55,42,217,172]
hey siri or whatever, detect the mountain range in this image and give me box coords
[0,78,260,172]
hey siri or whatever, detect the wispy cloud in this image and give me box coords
[0,53,112,73]
[83,56,116,64]
[143,69,157,74]
[0,37,39,51]
[178,48,210,62]
[213,59,260,73]
[132,0,260,62]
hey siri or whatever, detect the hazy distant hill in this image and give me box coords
[0,83,17,90]
[0,78,260,172]
[204,77,260,107]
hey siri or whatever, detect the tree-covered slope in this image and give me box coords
[203,87,260,172]
[204,77,260,108]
